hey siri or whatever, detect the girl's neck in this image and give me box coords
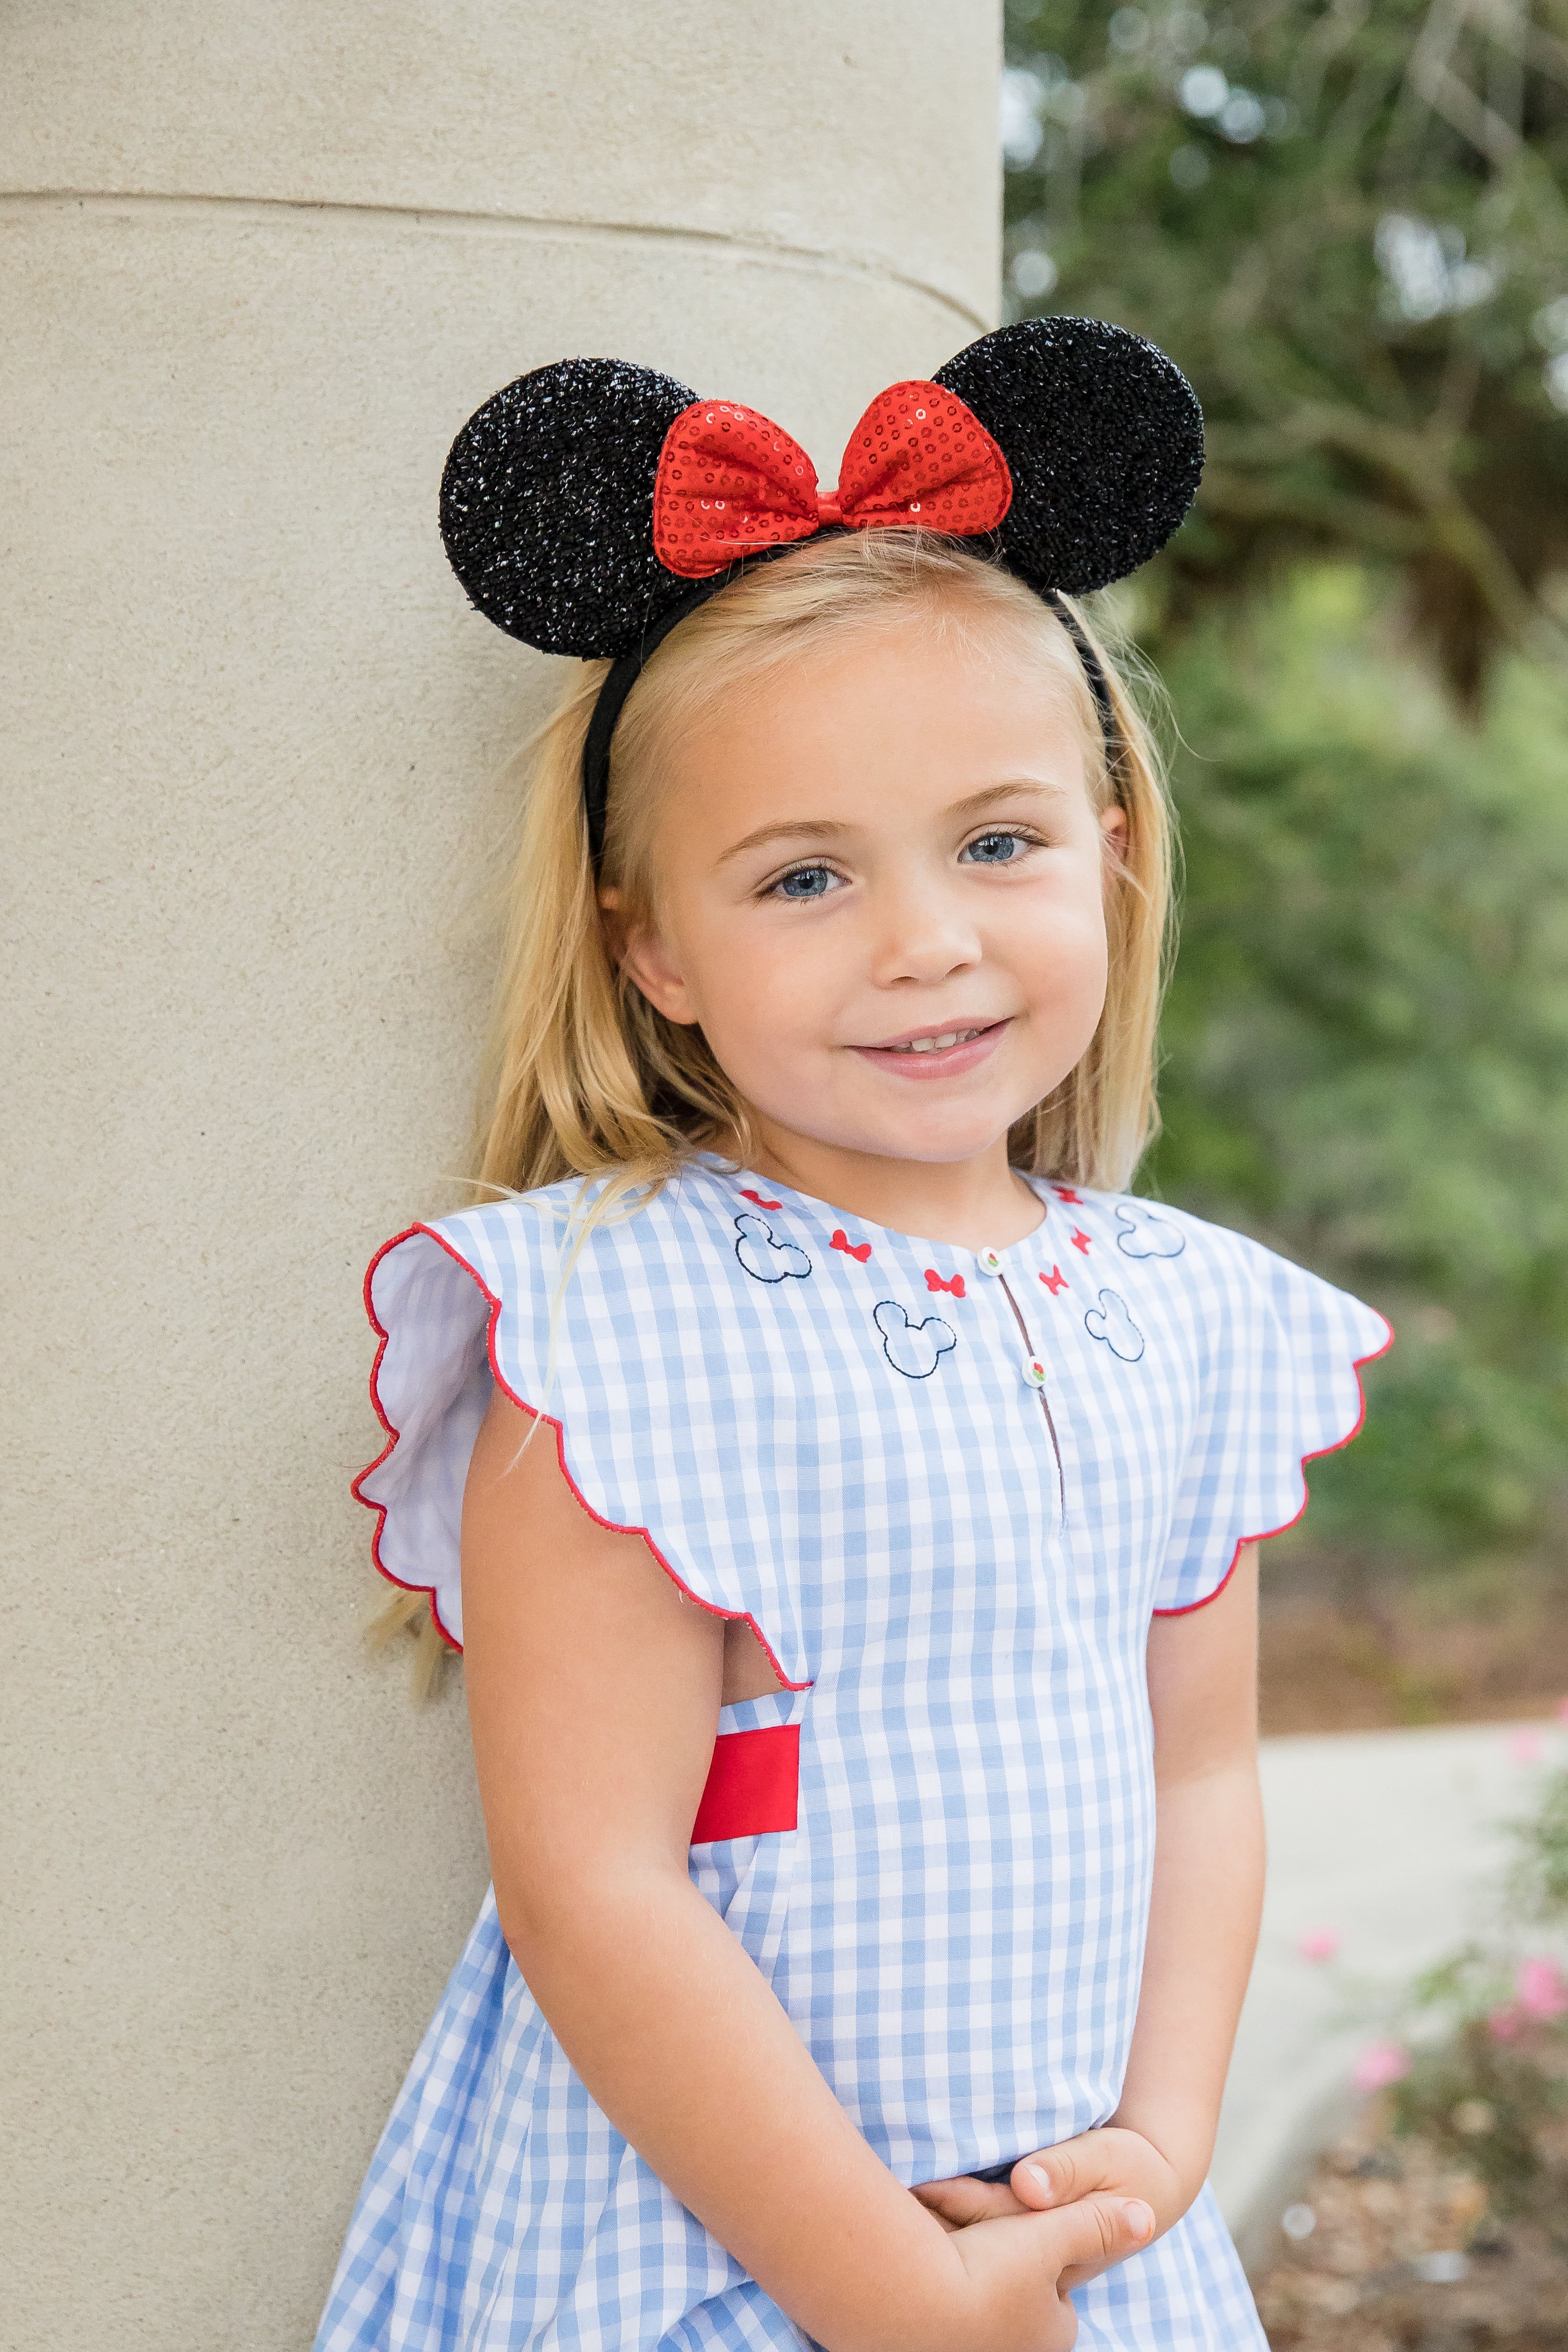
[738,1120,1047,1250]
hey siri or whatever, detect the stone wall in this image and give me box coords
[1,8,998,2341]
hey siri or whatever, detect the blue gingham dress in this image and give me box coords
[319,1158,1389,2352]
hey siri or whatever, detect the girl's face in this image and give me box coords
[612,618,1125,1181]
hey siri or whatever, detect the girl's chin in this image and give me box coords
[749,1102,1034,1169]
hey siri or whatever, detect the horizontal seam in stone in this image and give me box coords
[0,187,991,333]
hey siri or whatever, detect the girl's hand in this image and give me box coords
[938,2190,1157,2350]
[914,2127,1183,2286]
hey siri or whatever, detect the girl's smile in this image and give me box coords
[849,1015,1011,1079]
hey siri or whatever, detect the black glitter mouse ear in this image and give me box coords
[438,357,700,660]
[934,318,1203,597]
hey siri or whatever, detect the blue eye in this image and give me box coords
[963,830,1027,865]
[775,865,838,899]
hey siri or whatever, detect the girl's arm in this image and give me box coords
[1107,1545,1264,2193]
[461,1391,1154,2352]
[915,1547,1264,2261]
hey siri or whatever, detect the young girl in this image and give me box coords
[317,322,1389,2352]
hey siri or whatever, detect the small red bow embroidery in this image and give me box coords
[653,383,1012,580]
[831,1229,872,1263]
[1052,1186,1082,1204]
[1070,1228,1092,1255]
[1041,1265,1069,1296]
[925,1268,966,1298]
[740,1188,782,1210]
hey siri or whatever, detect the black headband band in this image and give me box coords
[581,542,810,870]
[580,565,1122,871]
[1044,590,1120,747]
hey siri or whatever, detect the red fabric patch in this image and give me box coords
[1070,1229,1092,1255]
[740,1188,782,1209]
[831,1228,872,1263]
[653,382,1012,580]
[925,1268,966,1298]
[690,1723,801,1844]
[1041,1265,1069,1296]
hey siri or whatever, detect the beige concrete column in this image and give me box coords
[1,9,998,2343]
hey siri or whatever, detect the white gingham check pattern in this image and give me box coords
[321,1160,1388,2351]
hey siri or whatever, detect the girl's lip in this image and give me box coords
[848,1019,1010,1080]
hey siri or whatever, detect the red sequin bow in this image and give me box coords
[653,382,1013,580]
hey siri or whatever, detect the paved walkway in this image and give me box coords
[1211,1720,1562,2266]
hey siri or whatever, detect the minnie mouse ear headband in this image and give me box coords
[438,317,1203,867]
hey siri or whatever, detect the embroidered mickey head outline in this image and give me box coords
[1114,1204,1185,1261]
[1083,1288,1145,1363]
[733,1212,812,1284]
[873,1299,957,1379]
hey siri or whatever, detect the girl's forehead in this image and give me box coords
[679,618,1093,777]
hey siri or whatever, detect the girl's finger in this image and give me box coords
[911,2174,1017,2229]
[1010,2132,1124,2210]
[1034,2192,1155,2279]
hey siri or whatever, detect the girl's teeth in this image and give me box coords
[891,1028,980,1054]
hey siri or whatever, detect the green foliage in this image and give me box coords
[1511,1762,1568,1919]
[997,4,1568,1566]
[1378,1768,1568,2238]
[1004,0,1568,697]
[1391,2015,1566,2227]
[1135,567,1568,1557]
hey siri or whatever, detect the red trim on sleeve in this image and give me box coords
[351,1224,813,1689]
[1151,1315,1395,1619]
[690,1723,800,1844]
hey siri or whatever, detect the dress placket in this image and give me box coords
[975,1242,1068,1528]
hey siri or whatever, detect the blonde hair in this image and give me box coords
[471,528,1172,1209]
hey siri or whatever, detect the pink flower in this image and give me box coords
[1353,2041,1410,2093]
[1509,1729,1543,1765]
[1515,1958,1568,2021]
[1298,1927,1341,1964]
[1489,2003,1526,2042]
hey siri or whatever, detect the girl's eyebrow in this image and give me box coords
[949,779,1070,817]
[716,817,855,865]
[716,780,1067,867]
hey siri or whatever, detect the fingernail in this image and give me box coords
[1121,2200,1155,2240]
[1023,2163,1054,2203]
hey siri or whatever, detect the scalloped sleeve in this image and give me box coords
[1152,1232,1391,1616]
[352,1198,812,1685]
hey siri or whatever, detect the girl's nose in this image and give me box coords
[866,876,983,988]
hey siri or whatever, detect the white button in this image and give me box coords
[1022,1356,1048,1388]
[976,1246,1005,1276]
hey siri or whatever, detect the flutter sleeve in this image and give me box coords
[1152,1226,1392,1616]
[351,1190,811,1685]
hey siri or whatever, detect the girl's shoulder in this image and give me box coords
[356,1160,815,1672]
[1057,1186,1393,1614]
[415,1159,772,1298]
[1054,1182,1386,1340]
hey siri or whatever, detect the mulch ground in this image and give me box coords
[1257,1569,1568,1737]
[1253,2106,1568,2351]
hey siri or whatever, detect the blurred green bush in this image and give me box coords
[1144,570,1568,1558]
[1001,2,1568,1568]
[1384,1763,1568,2242]
[1003,0,1568,699]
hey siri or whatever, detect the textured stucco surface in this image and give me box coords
[1,9,998,2346]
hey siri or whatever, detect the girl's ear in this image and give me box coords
[601,894,699,1027]
[596,884,628,967]
[1098,800,1130,880]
